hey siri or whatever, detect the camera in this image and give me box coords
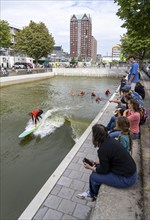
[83,158,93,166]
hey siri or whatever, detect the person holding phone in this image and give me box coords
[77,124,137,201]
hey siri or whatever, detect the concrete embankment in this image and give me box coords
[0,67,126,87]
[0,72,55,87]
[89,71,150,220]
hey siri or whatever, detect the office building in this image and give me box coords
[70,14,93,61]
[91,36,97,61]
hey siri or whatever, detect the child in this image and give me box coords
[116,116,133,155]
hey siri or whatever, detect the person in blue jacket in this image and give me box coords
[127,55,139,90]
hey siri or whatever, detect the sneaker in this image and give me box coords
[77,191,94,201]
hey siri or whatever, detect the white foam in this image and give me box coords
[34,115,65,138]
[24,106,83,139]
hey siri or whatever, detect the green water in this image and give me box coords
[0,76,119,220]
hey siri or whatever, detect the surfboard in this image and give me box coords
[18,123,41,138]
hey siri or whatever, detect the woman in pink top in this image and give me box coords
[123,99,141,139]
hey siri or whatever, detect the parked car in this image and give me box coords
[13,62,26,69]
[13,62,33,69]
[25,63,33,68]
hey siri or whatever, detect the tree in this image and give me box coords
[120,31,150,66]
[0,20,11,48]
[115,0,150,64]
[115,0,150,38]
[14,21,55,65]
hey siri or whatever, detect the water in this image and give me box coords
[0,76,119,220]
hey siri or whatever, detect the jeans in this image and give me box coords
[109,131,121,138]
[89,171,137,198]
[107,116,117,131]
[133,133,140,140]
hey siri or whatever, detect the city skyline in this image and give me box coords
[1,0,126,56]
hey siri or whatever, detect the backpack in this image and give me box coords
[140,107,149,125]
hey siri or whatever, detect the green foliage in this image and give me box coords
[120,31,150,61]
[112,60,119,65]
[14,21,55,63]
[115,0,150,62]
[0,20,11,48]
[115,0,150,38]
[78,56,83,62]
[71,57,76,63]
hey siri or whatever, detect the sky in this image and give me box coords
[1,0,126,56]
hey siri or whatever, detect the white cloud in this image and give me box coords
[1,0,126,55]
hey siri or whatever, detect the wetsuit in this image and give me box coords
[31,109,43,125]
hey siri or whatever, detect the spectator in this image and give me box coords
[126,55,140,90]
[116,116,133,154]
[77,124,137,201]
[107,94,133,133]
[119,75,127,95]
[123,99,141,140]
[135,82,145,100]
[109,98,141,140]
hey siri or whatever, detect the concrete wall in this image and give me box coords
[0,67,127,87]
[53,67,126,77]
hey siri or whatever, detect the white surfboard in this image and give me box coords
[18,123,41,138]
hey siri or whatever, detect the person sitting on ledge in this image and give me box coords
[77,124,137,201]
[135,82,145,100]
[116,116,133,155]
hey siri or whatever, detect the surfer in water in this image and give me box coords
[29,109,43,126]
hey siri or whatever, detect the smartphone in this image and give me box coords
[83,158,93,166]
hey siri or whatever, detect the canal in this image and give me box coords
[0,76,119,220]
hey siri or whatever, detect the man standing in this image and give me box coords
[127,55,139,90]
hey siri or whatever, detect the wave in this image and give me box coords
[25,106,86,140]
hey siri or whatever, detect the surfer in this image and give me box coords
[29,109,43,126]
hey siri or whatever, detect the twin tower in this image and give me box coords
[70,14,97,62]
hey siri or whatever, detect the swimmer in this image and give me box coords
[91,92,96,97]
[80,91,85,96]
[105,89,110,95]
[96,97,102,102]
[71,92,76,96]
